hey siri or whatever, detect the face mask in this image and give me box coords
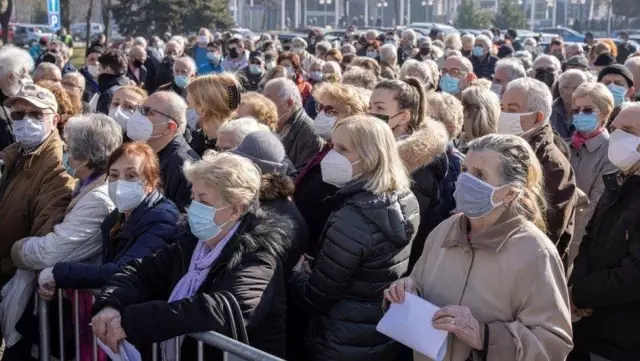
[454,172,509,219]
[534,70,556,88]
[13,116,50,148]
[197,35,208,44]
[385,40,396,45]
[310,71,323,82]
[126,111,156,142]
[439,73,461,94]
[188,200,230,241]
[62,152,76,177]
[472,46,485,57]
[292,47,304,54]
[490,82,502,96]
[108,179,146,212]
[207,52,221,63]
[366,51,378,58]
[419,47,430,56]
[265,61,275,71]
[186,108,199,130]
[497,112,529,136]
[174,75,189,88]
[314,111,337,140]
[368,112,390,122]
[228,48,239,58]
[461,49,471,57]
[249,64,263,74]
[309,37,316,45]
[607,84,627,107]
[86,64,100,78]
[608,129,640,172]
[109,106,131,131]
[320,149,360,187]
[572,112,599,133]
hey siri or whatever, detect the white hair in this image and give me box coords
[64,114,123,171]
[0,45,34,78]
[134,36,148,48]
[291,37,307,48]
[447,55,474,73]
[533,54,562,72]
[400,59,432,85]
[166,39,183,53]
[341,44,356,54]
[444,33,462,50]
[310,58,326,69]
[475,34,492,49]
[524,38,537,47]
[495,58,527,82]
[558,69,589,89]
[365,29,379,39]
[174,56,197,74]
[565,43,584,55]
[380,44,397,62]
[402,29,417,44]
[461,34,475,47]
[265,78,302,108]
[217,117,270,145]
[324,61,342,76]
[625,56,640,72]
[505,78,553,122]
[155,91,188,136]
[170,35,186,49]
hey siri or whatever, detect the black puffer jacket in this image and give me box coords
[92,209,293,361]
[288,180,420,361]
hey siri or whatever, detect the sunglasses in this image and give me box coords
[138,106,175,121]
[569,107,597,116]
[10,110,54,121]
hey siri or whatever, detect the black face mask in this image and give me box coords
[165,54,177,63]
[229,48,239,58]
[461,49,471,57]
[535,70,557,88]
[420,47,431,56]
[368,112,390,122]
[133,59,143,68]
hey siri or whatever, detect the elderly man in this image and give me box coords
[379,44,399,80]
[625,56,640,101]
[126,91,199,212]
[598,64,636,110]
[62,72,90,113]
[157,56,196,98]
[263,78,323,170]
[126,45,148,89]
[567,102,640,361]
[492,58,526,96]
[400,59,433,89]
[439,55,477,97]
[469,34,498,80]
[460,33,475,57]
[33,62,62,84]
[398,29,417,65]
[551,69,589,140]
[533,54,562,89]
[500,78,578,268]
[136,36,159,93]
[155,39,184,90]
[0,46,34,150]
[565,43,584,59]
[0,84,75,287]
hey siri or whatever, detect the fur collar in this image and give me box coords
[260,173,295,201]
[397,118,450,174]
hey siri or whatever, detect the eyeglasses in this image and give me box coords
[440,68,467,79]
[316,103,339,117]
[10,110,54,121]
[138,106,175,121]
[62,82,83,90]
[569,107,597,115]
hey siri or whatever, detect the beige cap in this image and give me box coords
[4,83,58,113]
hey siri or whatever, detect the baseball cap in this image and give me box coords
[4,83,59,113]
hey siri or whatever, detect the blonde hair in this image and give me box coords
[114,85,148,101]
[313,83,368,116]
[444,33,462,51]
[238,92,278,131]
[461,85,501,140]
[425,92,463,139]
[186,73,240,138]
[468,134,548,232]
[572,82,614,123]
[589,41,612,63]
[184,152,261,214]
[334,115,410,195]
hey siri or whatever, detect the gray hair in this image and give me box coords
[134,36,148,48]
[342,66,378,90]
[400,59,432,86]
[265,78,303,108]
[0,45,34,78]
[565,43,584,56]
[524,38,537,47]
[310,58,326,69]
[341,44,356,54]
[291,37,307,48]
[401,29,417,45]
[475,34,492,49]
[461,34,475,47]
[461,85,501,140]
[495,58,527,82]
[558,69,589,90]
[444,33,462,51]
[624,56,640,71]
[165,39,183,53]
[505,78,553,122]
[533,54,562,72]
[365,29,379,39]
[315,41,332,54]
[64,114,123,172]
[513,50,533,70]
[156,91,188,136]
[380,44,397,62]
[174,56,197,74]
[217,117,270,146]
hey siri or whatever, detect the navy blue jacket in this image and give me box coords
[52,190,180,289]
[79,67,100,103]
[469,54,498,80]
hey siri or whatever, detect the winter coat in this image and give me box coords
[155,58,175,91]
[289,179,420,361]
[439,143,464,218]
[0,91,15,150]
[550,98,575,141]
[79,67,100,104]
[469,54,498,80]
[126,65,148,89]
[0,131,75,286]
[96,74,131,115]
[157,135,200,213]
[279,108,324,170]
[380,62,399,80]
[241,68,265,92]
[527,123,579,267]
[569,173,640,361]
[92,209,293,361]
[396,120,449,273]
[411,212,573,361]
[52,190,180,290]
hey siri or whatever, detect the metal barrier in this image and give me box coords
[35,289,285,361]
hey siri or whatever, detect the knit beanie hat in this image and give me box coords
[598,64,635,88]
[230,131,287,175]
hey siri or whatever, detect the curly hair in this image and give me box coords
[36,80,81,136]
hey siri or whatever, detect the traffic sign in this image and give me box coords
[47,0,60,13]
[48,12,60,30]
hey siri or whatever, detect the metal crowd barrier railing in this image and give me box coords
[36,290,285,361]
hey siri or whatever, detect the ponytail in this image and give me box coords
[403,77,427,132]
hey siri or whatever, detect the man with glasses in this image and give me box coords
[0,84,75,289]
[439,55,477,98]
[155,40,184,91]
[125,91,199,212]
[62,72,91,113]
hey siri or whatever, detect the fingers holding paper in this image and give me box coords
[432,305,484,350]
[383,277,416,304]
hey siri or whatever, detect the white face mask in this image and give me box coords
[86,65,100,78]
[126,111,167,142]
[108,179,147,212]
[197,35,208,44]
[608,129,640,172]
[490,83,502,96]
[186,108,199,130]
[13,116,51,148]
[314,111,337,140]
[109,106,131,131]
[497,112,529,136]
[320,149,360,187]
[265,61,275,71]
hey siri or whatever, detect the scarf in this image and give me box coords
[571,127,605,150]
[161,221,241,361]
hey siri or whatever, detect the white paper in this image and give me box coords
[88,93,99,112]
[96,338,142,361]
[377,292,448,361]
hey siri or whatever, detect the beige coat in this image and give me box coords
[410,212,573,361]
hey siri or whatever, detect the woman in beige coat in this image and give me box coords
[384,134,573,361]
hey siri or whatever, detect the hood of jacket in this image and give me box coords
[397,118,449,174]
[260,173,295,201]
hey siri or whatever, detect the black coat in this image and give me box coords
[96,74,130,115]
[469,54,498,80]
[281,108,324,170]
[155,58,175,91]
[240,68,265,91]
[0,91,14,151]
[92,209,293,361]
[126,65,148,89]
[569,173,640,361]
[157,135,200,213]
[289,180,420,361]
[145,48,162,93]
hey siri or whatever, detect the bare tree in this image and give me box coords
[101,0,112,46]
[0,0,13,45]
[86,0,95,51]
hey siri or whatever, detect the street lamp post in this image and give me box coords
[420,0,433,22]
[319,0,332,26]
[377,1,388,25]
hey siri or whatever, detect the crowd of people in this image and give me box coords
[0,24,639,361]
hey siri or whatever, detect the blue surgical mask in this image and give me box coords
[607,84,627,107]
[439,73,461,94]
[572,112,600,133]
[249,64,263,74]
[174,75,189,88]
[472,46,485,57]
[453,172,509,219]
[187,200,229,241]
[366,51,378,58]
[310,71,323,82]
[62,152,76,177]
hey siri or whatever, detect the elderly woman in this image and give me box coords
[290,37,314,72]
[342,66,379,90]
[568,82,617,266]
[444,33,462,52]
[307,58,325,85]
[215,117,270,152]
[108,85,148,132]
[399,59,434,90]
[91,152,292,360]
[459,84,501,148]
[290,114,420,361]
[550,69,590,141]
[322,61,342,83]
[236,92,278,131]
[379,43,399,80]
[461,33,475,57]
[384,134,573,361]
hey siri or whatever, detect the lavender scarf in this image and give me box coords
[161,222,241,361]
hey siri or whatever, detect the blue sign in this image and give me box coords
[48,12,60,29]
[47,0,60,13]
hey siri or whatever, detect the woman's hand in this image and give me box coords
[105,316,127,353]
[293,255,312,274]
[37,268,56,301]
[432,305,484,350]
[92,307,124,352]
[383,277,416,304]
